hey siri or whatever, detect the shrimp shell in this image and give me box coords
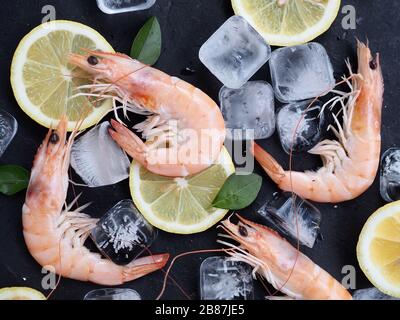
[253,41,384,203]
[22,118,169,285]
[219,216,352,300]
[68,51,226,177]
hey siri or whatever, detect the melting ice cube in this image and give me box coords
[0,109,18,158]
[96,0,156,14]
[219,81,275,140]
[353,287,399,300]
[84,288,141,300]
[380,148,400,202]
[257,192,322,248]
[200,256,254,300]
[276,100,324,154]
[70,121,130,188]
[91,199,157,265]
[199,16,271,89]
[269,42,335,103]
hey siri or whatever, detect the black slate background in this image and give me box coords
[0,0,397,300]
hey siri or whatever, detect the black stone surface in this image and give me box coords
[0,0,396,300]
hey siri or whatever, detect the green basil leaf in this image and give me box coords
[212,173,262,210]
[0,165,30,196]
[130,16,162,65]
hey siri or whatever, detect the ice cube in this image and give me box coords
[84,288,141,300]
[380,148,400,202]
[70,121,130,188]
[219,81,275,140]
[200,256,254,300]
[257,192,322,248]
[353,287,399,300]
[199,16,271,89]
[0,109,18,158]
[96,0,156,14]
[269,43,335,103]
[91,199,157,265]
[276,100,324,154]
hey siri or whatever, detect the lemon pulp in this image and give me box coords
[129,147,235,234]
[357,202,400,298]
[11,20,114,131]
[231,0,341,46]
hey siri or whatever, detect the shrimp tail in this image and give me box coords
[252,142,286,184]
[109,119,147,166]
[122,253,170,282]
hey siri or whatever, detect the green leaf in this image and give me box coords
[130,16,162,65]
[212,173,262,210]
[0,165,30,196]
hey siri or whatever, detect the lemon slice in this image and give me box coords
[232,0,341,46]
[357,201,400,298]
[11,20,114,131]
[0,287,46,300]
[130,147,235,234]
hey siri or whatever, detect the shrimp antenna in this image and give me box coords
[281,60,361,296]
[70,65,151,123]
[142,247,192,300]
[156,248,233,300]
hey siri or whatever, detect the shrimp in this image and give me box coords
[68,51,226,177]
[219,216,352,300]
[253,41,384,203]
[22,118,169,285]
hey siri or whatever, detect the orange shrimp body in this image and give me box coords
[253,41,384,203]
[219,216,352,300]
[68,51,226,177]
[22,119,169,285]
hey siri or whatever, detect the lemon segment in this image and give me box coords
[0,287,46,300]
[231,0,341,46]
[357,202,400,298]
[129,147,235,234]
[11,20,115,131]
